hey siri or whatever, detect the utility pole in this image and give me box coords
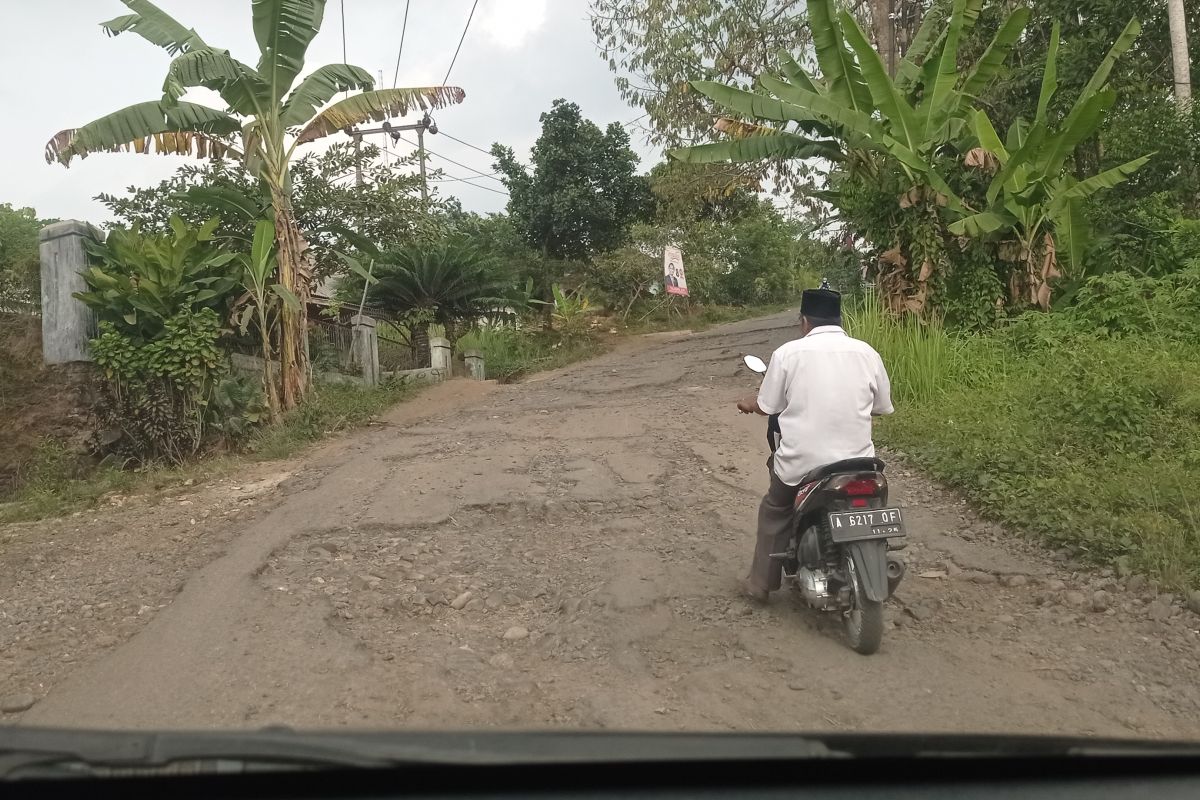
[342,113,437,197]
[1168,0,1192,108]
[417,123,429,202]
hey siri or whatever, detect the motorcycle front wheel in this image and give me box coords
[843,555,884,655]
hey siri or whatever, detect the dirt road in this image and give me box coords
[3,311,1199,736]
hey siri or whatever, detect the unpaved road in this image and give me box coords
[3,311,1200,736]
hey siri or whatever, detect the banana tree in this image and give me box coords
[671,0,1027,193]
[949,20,1150,310]
[669,0,1031,312]
[234,219,300,421]
[45,0,465,410]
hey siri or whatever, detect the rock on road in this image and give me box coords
[3,311,1199,736]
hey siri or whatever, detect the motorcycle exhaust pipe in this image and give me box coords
[886,556,906,597]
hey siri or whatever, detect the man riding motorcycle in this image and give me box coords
[736,286,894,603]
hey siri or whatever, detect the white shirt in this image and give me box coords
[757,326,894,486]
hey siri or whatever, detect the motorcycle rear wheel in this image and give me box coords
[843,557,884,655]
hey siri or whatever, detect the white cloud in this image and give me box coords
[478,0,548,49]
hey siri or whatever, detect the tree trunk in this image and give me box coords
[868,0,898,77]
[1169,0,1192,107]
[411,321,431,367]
[442,317,460,350]
[258,306,281,423]
[270,191,311,410]
[540,240,554,330]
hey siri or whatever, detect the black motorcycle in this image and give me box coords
[743,354,907,655]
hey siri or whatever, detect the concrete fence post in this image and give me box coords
[429,336,451,378]
[39,220,101,365]
[464,349,485,380]
[351,314,379,387]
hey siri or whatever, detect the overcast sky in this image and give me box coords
[1,0,658,223]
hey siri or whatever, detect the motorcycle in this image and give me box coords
[742,354,907,655]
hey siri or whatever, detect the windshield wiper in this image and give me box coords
[3,728,1199,781]
[0,728,838,780]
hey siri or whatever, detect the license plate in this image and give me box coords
[828,508,905,543]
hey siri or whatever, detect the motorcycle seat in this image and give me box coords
[797,457,886,487]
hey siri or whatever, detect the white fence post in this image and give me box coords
[39,221,101,365]
[429,336,451,378]
[351,314,379,387]
[464,349,485,380]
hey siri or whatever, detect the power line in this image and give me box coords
[430,169,505,183]
[438,131,495,158]
[440,129,532,175]
[340,0,349,99]
[340,0,348,64]
[375,144,511,198]
[431,172,511,196]
[442,0,480,85]
[393,133,508,184]
[390,0,411,88]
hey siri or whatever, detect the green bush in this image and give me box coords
[71,218,272,464]
[89,308,230,464]
[852,286,1200,589]
[77,217,242,341]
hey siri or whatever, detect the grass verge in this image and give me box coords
[846,295,1200,590]
[0,379,417,524]
[621,302,795,334]
[456,328,608,383]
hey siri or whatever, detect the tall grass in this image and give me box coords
[843,291,963,406]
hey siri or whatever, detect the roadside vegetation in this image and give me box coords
[0,380,416,524]
[847,275,1200,590]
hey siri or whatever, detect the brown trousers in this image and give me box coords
[748,456,800,594]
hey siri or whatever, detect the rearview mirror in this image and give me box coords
[743,355,767,374]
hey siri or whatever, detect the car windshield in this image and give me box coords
[2,0,1198,760]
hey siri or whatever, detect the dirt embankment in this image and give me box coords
[0,314,92,495]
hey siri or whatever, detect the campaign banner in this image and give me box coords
[663,246,688,297]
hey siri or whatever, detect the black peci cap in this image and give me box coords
[800,287,841,318]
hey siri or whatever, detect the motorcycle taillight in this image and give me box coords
[828,474,886,496]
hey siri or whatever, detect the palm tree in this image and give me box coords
[368,241,514,366]
[45,0,465,409]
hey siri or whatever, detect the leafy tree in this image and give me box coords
[589,0,928,147]
[674,0,1147,319]
[0,204,44,308]
[98,142,447,278]
[590,0,810,149]
[491,99,651,319]
[592,200,818,313]
[46,0,465,409]
[442,209,539,279]
[647,161,761,226]
[589,0,928,195]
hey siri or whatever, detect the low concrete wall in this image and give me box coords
[232,353,447,389]
[383,367,447,384]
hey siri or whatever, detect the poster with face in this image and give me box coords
[663,246,688,296]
